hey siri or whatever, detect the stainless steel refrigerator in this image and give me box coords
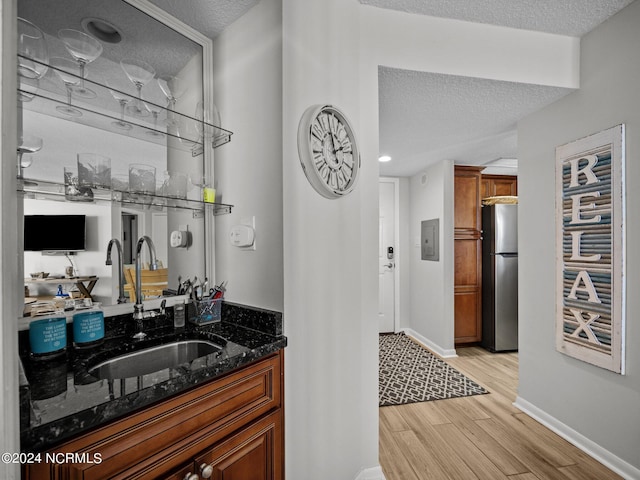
[481,204,518,352]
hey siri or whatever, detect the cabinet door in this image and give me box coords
[195,410,283,480]
[454,239,482,343]
[454,170,481,233]
[481,175,518,199]
[480,178,492,199]
[454,166,483,345]
[492,177,517,196]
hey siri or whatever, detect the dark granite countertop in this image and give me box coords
[19,301,286,452]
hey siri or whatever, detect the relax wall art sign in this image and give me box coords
[556,124,626,374]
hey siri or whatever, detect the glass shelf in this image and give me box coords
[18,178,232,216]
[18,55,233,154]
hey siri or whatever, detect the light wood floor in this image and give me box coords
[379,345,622,480]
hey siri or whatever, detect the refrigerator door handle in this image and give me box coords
[491,252,518,257]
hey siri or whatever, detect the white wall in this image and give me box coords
[212,0,283,312]
[406,161,455,355]
[283,0,380,477]
[517,1,640,476]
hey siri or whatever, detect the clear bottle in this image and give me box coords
[173,301,185,328]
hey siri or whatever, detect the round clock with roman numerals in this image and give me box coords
[297,104,360,199]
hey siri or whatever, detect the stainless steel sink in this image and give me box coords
[89,340,222,380]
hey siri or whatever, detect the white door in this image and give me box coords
[379,179,396,332]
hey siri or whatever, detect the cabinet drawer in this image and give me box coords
[25,352,282,480]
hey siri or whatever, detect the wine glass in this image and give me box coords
[194,101,226,146]
[105,80,133,131]
[17,18,48,101]
[17,134,43,179]
[49,57,83,117]
[157,74,186,124]
[58,29,103,99]
[120,59,155,117]
[144,102,164,137]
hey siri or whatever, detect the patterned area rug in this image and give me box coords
[379,333,488,407]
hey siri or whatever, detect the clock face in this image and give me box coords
[297,105,360,198]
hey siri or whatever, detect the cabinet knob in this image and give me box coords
[200,463,214,478]
[184,473,199,480]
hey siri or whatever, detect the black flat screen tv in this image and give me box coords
[24,215,86,253]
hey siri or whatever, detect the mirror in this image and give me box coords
[18,0,215,309]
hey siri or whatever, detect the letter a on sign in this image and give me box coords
[556,125,625,374]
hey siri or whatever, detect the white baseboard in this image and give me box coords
[354,466,386,480]
[402,328,458,358]
[514,396,640,480]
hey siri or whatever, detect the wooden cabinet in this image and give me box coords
[454,166,483,345]
[481,175,517,199]
[24,351,284,480]
[455,171,518,345]
[192,410,281,480]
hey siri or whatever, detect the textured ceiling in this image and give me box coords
[20,0,632,179]
[359,0,634,36]
[378,68,574,176]
[19,0,200,76]
[149,0,259,40]
[369,0,634,177]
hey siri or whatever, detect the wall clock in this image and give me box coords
[297,104,360,199]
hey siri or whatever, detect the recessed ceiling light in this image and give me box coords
[379,155,392,162]
[81,17,122,44]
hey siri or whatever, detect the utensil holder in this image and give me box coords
[190,297,223,325]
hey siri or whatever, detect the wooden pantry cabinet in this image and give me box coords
[24,351,284,480]
[454,166,483,345]
[455,168,518,345]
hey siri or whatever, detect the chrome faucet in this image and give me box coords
[132,235,158,338]
[105,238,127,304]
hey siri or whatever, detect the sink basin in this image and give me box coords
[89,340,222,380]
